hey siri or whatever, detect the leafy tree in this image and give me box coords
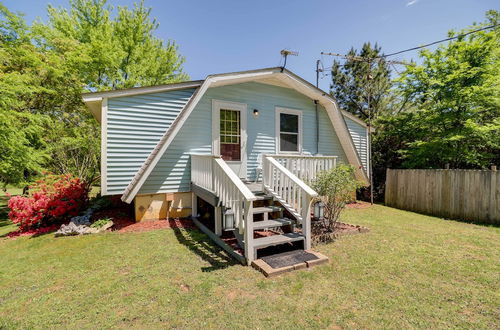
[0,0,188,189]
[34,0,188,90]
[330,42,392,121]
[394,10,500,169]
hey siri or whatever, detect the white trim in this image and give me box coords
[366,127,371,179]
[212,99,248,178]
[341,110,368,128]
[100,98,108,195]
[275,107,303,154]
[82,81,203,101]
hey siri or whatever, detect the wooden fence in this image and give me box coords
[385,169,499,224]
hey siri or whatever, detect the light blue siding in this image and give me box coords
[139,82,349,194]
[344,117,369,172]
[106,88,196,195]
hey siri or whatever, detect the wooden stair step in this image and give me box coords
[252,206,282,214]
[253,233,304,249]
[252,218,293,230]
[253,194,273,201]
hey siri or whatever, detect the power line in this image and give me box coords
[320,52,411,66]
[382,23,499,58]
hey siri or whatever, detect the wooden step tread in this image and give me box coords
[253,233,304,249]
[253,194,273,201]
[252,218,293,230]
[252,206,282,214]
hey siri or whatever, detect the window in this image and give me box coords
[277,108,302,153]
[220,109,241,161]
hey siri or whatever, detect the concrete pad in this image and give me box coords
[293,262,307,270]
[252,250,329,277]
[304,250,329,268]
[251,259,294,277]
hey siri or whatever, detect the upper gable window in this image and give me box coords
[276,107,302,153]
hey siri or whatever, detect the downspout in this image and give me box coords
[314,100,319,155]
[315,60,321,155]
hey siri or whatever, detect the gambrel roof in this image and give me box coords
[83,67,369,203]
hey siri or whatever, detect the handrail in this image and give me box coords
[191,154,256,261]
[269,154,338,182]
[262,155,318,250]
[266,154,338,159]
[265,157,318,197]
[213,157,256,201]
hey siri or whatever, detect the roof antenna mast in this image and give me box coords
[280,49,298,72]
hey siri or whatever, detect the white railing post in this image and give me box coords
[243,200,254,263]
[301,194,312,250]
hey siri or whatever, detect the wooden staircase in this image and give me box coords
[230,183,304,258]
[191,154,337,265]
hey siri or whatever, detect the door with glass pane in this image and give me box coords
[212,100,247,178]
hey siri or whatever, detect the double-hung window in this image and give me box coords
[276,107,302,153]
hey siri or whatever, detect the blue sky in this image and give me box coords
[3,0,498,90]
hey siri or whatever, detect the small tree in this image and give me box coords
[311,165,364,232]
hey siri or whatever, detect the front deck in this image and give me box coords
[190,154,337,264]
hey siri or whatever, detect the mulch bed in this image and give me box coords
[91,207,196,233]
[312,221,369,245]
[6,225,59,238]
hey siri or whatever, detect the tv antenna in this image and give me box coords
[280,49,298,70]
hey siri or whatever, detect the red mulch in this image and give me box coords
[346,201,372,209]
[6,224,59,238]
[91,207,196,233]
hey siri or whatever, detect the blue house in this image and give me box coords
[83,67,370,265]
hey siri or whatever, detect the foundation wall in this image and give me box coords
[134,192,192,222]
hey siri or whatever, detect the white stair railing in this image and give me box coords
[270,155,338,182]
[191,154,257,262]
[262,156,318,249]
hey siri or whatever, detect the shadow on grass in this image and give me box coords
[169,219,238,272]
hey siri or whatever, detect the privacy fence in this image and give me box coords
[385,169,499,224]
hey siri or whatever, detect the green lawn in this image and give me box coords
[0,191,498,329]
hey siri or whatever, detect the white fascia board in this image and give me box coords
[82,81,203,101]
[341,110,368,127]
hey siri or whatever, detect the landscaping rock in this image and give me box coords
[55,222,92,236]
[54,208,113,237]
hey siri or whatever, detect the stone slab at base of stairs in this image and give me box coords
[251,250,329,277]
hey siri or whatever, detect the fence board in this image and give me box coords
[385,169,499,224]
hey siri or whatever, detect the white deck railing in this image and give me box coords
[269,155,338,183]
[262,156,319,250]
[191,154,257,261]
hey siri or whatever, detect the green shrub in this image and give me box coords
[311,164,364,231]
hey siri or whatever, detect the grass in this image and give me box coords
[0,190,498,329]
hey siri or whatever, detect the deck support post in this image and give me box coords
[191,193,198,218]
[243,200,254,263]
[301,194,312,250]
[214,206,222,236]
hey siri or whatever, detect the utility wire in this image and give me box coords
[382,23,499,57]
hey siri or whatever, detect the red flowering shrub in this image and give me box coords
[8,174,89,231]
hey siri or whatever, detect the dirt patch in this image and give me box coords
[312,221,369,245]
[346,201,372,209]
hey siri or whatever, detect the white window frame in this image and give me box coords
[275,107,302,154]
